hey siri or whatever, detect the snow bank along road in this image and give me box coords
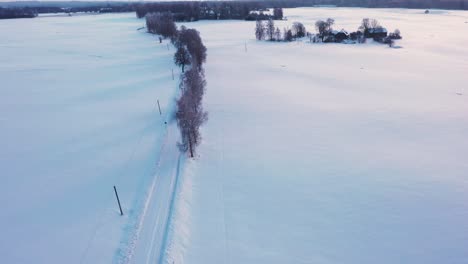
[0,13,183,263]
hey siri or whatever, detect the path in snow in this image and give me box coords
[122,121,184,264]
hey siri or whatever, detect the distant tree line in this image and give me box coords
[65,5,134,14]
[0,7,37,19]
[3,0,468,20]
[0,3,134,19]
[145,13,208,157]
[136,1,284,21]
[134,0,468,20]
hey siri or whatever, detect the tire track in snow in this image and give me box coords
[115,38,181,264]
[156,154,183,264]
[125,122,183,264]
[116,124,171,264]
[82,100,164,264]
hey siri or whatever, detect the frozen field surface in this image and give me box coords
[1,7,468,264]
[0,13,181,264]
[167,7,468,264]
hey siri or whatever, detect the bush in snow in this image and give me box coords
[388,29,402,39]
[381,36,395,47]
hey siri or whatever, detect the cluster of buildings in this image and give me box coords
[316,27,390,43]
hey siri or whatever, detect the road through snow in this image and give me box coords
[122,121,184,264]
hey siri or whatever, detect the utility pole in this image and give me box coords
[157,100,162,115]
[113,186,123,216]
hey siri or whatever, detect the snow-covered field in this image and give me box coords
[1,7,468,264]
[168,7,468,264]
[0,13,182,264]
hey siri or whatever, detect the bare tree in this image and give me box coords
[266,18,275,41]
[174,27,207,68]
[176,67,208,157]
[315,18,334,41]
[274,27,282,41]
[370,18,381,29]
[255,20,265,40]
[359,18,381,36]
[174,46,191,72]
[382,36,394,47]
[180,66,206,107]
[146,12,177,38]
[283,28,293,42]
[315,20,327,41]
[326,18,335,32]
[292,22,306,38]
[359,18,370,33]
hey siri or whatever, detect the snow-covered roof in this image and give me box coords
[369,27,387,33]
[331,29,349,36]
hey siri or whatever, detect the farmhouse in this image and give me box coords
[322,29,350,43]
[333,29,349,42]
[366,27,388,39]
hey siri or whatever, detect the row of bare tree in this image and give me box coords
[145,12,208,157]
[176,67,208,157]
[172,26,208,158]
[255,19,306,41]
[136,1,284,21]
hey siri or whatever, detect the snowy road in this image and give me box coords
[123,122,184,264]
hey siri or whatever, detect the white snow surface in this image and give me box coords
[1,7,468,264]
[167,7,468,264]
[0,13,183,264]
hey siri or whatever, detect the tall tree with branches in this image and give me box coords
[176,67,208,157]
[174,46,191,72]
[266,18,275,41]
[255,20,265,40]
[274,27,282,41]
